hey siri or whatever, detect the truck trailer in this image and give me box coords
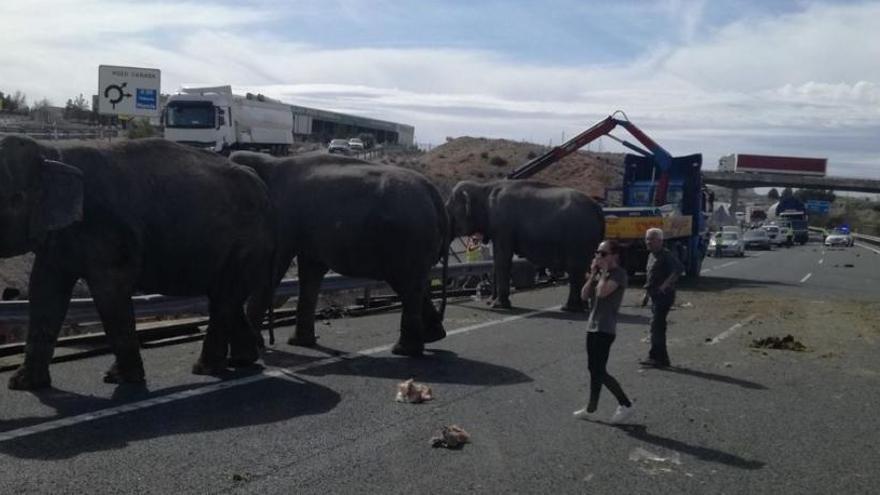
[718,154,827,177]
[164,86,294,155]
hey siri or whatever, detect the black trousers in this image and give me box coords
[649,291,675,364]
[586,331,631,408]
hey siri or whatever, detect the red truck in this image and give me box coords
[718,154,826,177]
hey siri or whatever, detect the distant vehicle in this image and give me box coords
[328,139,350,154]
[762,225,782,245]
[722,225,742,235]
[718,153,827,177]
[769,197,809,244]
[164,86,293,156]
[743,229,772,250]
[348,138,365,151]
[708,231,745,257]
[824,229,854,247]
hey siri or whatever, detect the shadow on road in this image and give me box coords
[679,276,796,293]
[614,423,766,470]
[0,371,340,460]
[296,348,533,386]
[655,365,768,390]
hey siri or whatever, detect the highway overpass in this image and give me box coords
[703,171,880,193]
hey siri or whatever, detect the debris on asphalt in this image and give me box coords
[750,335,807,352]
[844,264,855,268]
[395,379,434,403]
[723,362,733,368]
[680,302,693,308]
[629,447,681,475]
[430,425,471,449]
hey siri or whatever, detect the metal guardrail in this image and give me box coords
[0,260,514,325]
[808,226,880,246]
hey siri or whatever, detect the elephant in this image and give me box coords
[229,151,449,357]
[447,179,605,311]
[0,135,275,389]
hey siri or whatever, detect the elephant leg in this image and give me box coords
[89,281,146,384]
[289,258,328,347]
[421,283,446,343]
[246,250,293,348]
[562,267,587,312]
[228,297,260,368]
[8,255,77,390]
[490,248,514,309]
[390,282,425,357]
[193,297,232,375]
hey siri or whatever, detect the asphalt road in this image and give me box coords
[0,239,878,494]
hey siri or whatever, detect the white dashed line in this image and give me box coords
[708,314,758,345]
[800,273,812,283]
[0,304,559,443]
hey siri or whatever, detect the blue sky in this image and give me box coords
[2,0,879,183]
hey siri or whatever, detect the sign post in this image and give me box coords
[97,65,161,117]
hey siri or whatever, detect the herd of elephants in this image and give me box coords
[0,135,605,391]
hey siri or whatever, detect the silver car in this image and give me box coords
[743,228,772,250]
[824,229,853,247]
[708,231,745,257]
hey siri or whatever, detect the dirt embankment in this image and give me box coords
[382,136,624,198]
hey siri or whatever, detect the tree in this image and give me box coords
[795,188,836,203]
[768,188,780,200]
[781,187,794,198]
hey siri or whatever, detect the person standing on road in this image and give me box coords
[641,227,684,367]
[574,240,634,424]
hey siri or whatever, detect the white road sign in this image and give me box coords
[97,65,161,117]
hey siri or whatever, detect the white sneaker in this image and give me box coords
[573,407,594,420]
[609,404,635,424]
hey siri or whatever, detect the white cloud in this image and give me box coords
[1,1,878,178]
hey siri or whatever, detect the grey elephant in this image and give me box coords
[0,135,274,389]
[229,151,449,357]
[447,179,604,311]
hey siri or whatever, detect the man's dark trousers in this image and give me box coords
[649,291,674,365]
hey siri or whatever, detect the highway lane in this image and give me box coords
[0,242,878,494]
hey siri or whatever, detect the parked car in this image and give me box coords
[824,229,854,247]
[722,225,742,235]
[708,231,745,257]
[762,225,782,245]
[348,138,365,152]
[328,139,350,154]
[743,228,772,250]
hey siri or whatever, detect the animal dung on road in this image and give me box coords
[430,425,471,449]
[750,335,807,352]
[395,379,434,403]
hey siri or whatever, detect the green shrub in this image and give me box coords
[526,151,537,159]
[480,151,489,159]
[126,119,157,139]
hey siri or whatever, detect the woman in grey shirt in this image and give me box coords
[574,240,634,424]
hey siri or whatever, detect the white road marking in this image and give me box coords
[718,261,738,269]
[800,273,813,283]
[0,304,559,443]
[855,242,880,255]
[708,314,758,345]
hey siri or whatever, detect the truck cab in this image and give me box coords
[163,86,293,156]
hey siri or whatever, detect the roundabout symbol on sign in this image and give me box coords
[103,82,133,109]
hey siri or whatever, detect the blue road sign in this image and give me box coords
[805,200,831,214]
[136,88,157,110]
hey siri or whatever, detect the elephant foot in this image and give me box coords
[423,322,447,343]
[8,365,51,390]
[489,298,512,310]
[561,303,586,313]
[103,361,146,385]
[391,341,424,357]
[287,334,318,347]
[191,357,228,376]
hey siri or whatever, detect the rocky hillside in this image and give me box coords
[383,136,624,198]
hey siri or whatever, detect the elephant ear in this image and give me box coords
[29,160,84,239]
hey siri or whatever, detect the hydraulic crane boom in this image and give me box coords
[507,111,674,205]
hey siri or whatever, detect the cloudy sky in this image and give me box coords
[2,0,879,178]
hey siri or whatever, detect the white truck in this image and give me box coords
[163,86,293,155]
